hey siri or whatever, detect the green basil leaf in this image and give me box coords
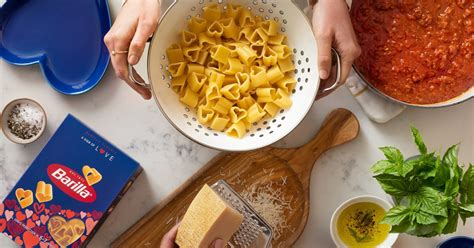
[405,215,448,237]
[374,174,412,196]
[459,204,474,224]
[443,145,459,169]
[371,160,394,175]
[381,206,411,226]
[389,221,412,233]
[416,153,437,179]
[433,155,450,187]
[414,211,438,225]
[460,164,474,204]
[444,154,462,198]
[459,204,474,212]
[380,147,404,164]
[378,147,414,177]
[441,200,459,234]
[409,186,447,217]
[442,211,459,234]
[411,126,427,154]
[400,161,414,177]
[445,177,460,198]
[406,221,446,237]
[431,217,449,236]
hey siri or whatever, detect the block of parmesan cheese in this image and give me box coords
[176,184,244,248]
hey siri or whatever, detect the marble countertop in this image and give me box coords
[1,1,473,247]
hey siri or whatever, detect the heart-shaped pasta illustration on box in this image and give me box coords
[48,216,85,247]
[35,181,53,203]
[82,165,102,186]
[15,188,33,209]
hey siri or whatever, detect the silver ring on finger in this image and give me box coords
[112,50,128,56]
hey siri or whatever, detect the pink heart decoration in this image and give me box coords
[39,242,49,248]
[40,215,49,225]
[36,220,41,226]
[7,219,25,237]
[49,205,61,215]
[80,211,87,219]
[66,209,75,219]
[85,218,97,235]
[26,219,36,229]
[32,225,47,236]
[0,219,6,232]
[91,210,102,220]
[0,203,4,216]
[5,210,14,221]
[4,199,17,210]
[33,203,45,214]
[14,236,23,246]
[23,230,40,248]
[25,209,33,219]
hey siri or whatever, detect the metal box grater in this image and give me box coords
[211,180,273,248]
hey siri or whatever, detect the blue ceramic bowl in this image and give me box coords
[0,0,111,95]
[437,236,474,248]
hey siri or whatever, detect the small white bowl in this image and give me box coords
[1,98,47,144]
[330,195,399,248]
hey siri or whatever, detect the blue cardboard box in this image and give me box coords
[0,114,142,247]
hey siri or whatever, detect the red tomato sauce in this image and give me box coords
[351,0,473,104]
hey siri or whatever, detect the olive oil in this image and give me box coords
[337,202,390,247]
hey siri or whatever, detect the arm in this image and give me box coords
[104,0,161,99]
[311,0,360,83]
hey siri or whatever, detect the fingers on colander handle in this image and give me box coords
[316,48,342,100]
[128,64,151,89]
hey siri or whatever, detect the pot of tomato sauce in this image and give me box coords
[350,0,473,108]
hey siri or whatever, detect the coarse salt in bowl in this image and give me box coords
[1,98,47,144]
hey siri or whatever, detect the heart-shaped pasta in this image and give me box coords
[148,0,319,151]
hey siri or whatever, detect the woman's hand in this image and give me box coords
[312,0,361,84]
[160,223,179,248]
[104,0,161,99]
[160,223,224,248]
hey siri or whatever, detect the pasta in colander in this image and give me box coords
[166,3,296,138]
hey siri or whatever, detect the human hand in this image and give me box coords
[160,223,179,248]
[160,223,225,248]
[312,0,361,84]
[104,0,161,99]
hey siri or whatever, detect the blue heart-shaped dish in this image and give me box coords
[0,0,111,95]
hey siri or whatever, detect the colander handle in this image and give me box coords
[128,64,151,89]
[316,48,342,100]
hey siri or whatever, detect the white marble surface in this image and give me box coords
[1,1,473,248]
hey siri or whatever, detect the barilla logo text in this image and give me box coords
[47,164,96,203]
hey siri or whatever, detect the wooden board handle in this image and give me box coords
[288,108,360,188]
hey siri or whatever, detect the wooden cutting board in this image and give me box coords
[112,108,360,247]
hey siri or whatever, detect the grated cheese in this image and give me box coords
[241,182,293,240]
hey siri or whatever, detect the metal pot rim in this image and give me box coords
[352,65,474,109]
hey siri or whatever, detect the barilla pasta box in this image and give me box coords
[0,114,142,247]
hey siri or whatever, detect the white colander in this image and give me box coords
[130,0,341,151]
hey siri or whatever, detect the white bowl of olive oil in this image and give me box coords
[330,195,399,248]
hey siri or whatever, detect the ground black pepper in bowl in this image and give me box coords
[6,103,44,140]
